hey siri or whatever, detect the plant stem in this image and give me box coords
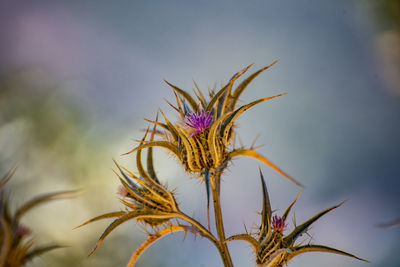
[177,212,218,244]
[177,212,232,264]
[211,173,234,267]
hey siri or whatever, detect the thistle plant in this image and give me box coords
[0,167,75,266]
[226,170,368,266]
[82,63,367,266]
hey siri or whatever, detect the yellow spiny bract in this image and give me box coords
[113,160,178,227]
[125,62,302,187]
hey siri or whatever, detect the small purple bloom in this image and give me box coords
[186,110,213,136]
[272,215,286,233]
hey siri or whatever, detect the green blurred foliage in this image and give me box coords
[0,68,154,267]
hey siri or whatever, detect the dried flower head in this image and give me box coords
[0,167,75,266]
[225,170,368,267]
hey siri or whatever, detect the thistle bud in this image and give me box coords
[272,215,286,233]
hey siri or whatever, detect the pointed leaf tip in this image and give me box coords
[258,168,272,239]
[284,201,346,246]
[0,165,18,188]
[230,64,253,81]
[289,244,369,263]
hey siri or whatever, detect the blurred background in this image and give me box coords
[0,0,399,266]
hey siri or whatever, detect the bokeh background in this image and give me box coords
[1,0,399,266]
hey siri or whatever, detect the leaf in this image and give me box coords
[165,98,180,113]
[179,126,203,169]
[225,234,259,253]
[118,166,171,208]
[176,127,201,172]
[263,248,288,267]
[24,244,65,263]
[182,100,191,115]
[178,127,201,172]
[144,119,169,132]
[206,111,234,167]
[229,149,303,187]
[122,141,181,160]
[115,175,161,210]
[14,238,34,264]
[193,80,207,108]
[206,82,232,113]
[283,201,345,246]
[74,211,126,229]
[123,165,174,208]
[147,114,160,183]
[229,61,278,111]
[89,212,175,256]
[221,94,287,144]
[287,244,369,263]
[126,225,194,267]
[206,64,253,114]
[164,80,198,112]
[173,90,185,117]
[136,129,151,179]
[258,168,272,241]
[0,218,12,266]
[159,110,180,142]
[195,137,209,167]
[0,165,17,189]
[14,190,77,221]
[282,191,302,221]
[113,160,139,187]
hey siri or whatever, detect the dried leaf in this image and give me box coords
[287,244,369,263]
[164,80,198,112]
[229,149,303,187]
[258,168,272,241]
[74,211,126,229]
[283,201,345,246]
[14,190,77,221]
[229,61,278,111]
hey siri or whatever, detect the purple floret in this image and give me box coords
[272,215,286,233]
[186,110,213,136]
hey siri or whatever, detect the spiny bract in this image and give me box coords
[225,169,368,267]
[78,154,216,264]
[125,62,302,187]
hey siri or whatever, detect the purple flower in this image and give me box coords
[272,215,286,233]
[186,110,213,136]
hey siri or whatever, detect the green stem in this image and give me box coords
[176,212,217,244]
[177,212,231,265]
[211,173,234,267]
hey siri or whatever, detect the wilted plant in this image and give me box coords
[0,167,76,266]
[81,63,367,266]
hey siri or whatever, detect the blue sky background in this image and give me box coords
[0,1,399,266]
